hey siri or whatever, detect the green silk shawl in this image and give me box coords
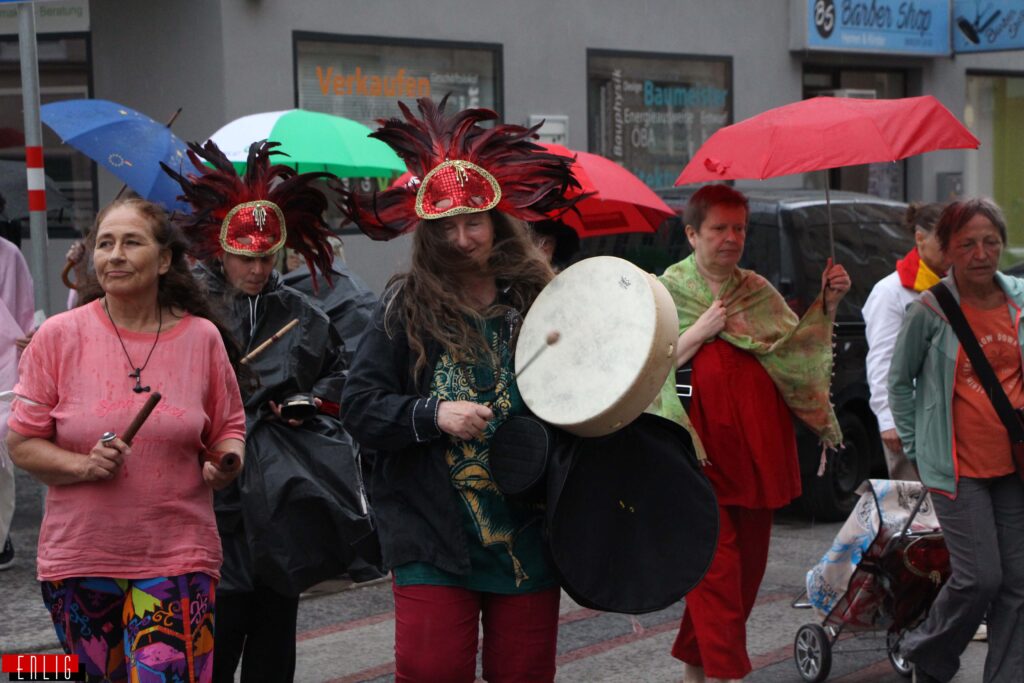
[648,255,842,459]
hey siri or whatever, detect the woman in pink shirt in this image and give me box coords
[6,198,247,683]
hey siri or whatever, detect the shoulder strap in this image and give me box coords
[930,282,1024,443]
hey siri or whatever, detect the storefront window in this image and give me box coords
[0,35,92,237]
[965,72,1024,262]
[587,50,732,190]
[802,67,908,201]
[295,33,501,125]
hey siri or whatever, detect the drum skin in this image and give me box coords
[516,256,679,437]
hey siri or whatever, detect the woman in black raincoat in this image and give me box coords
[165,140,378,683]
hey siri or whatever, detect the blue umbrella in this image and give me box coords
[40,99,190,213]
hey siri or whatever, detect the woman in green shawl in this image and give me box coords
[662,184,849,683]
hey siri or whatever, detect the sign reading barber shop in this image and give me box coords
[799,0,950,55]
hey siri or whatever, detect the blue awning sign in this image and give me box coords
[953,1,1024,52]
[799,0,952,55]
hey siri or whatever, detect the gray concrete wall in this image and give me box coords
[89,0,227,202]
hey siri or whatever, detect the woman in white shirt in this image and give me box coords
[862,202,945,480]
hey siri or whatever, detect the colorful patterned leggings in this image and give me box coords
[41,573,215,683]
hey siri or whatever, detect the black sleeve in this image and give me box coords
[340,298,443,451]
[311,321,349,402]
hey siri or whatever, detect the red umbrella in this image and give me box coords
[539,143,674,237]
[674,95,980,256]
[391,145,673,237]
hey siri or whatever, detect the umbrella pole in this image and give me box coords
[823,170,837,317]
[824,170,835,262]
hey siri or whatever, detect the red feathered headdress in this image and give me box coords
[339,95,583,240]
[162,140,335,283]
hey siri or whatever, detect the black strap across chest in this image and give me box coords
[930,282,1024,444]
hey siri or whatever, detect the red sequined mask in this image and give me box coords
[416,160,500,220]
[220,200,287,256]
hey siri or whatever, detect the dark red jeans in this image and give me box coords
[672,505,774,679]
[393,582,560,683]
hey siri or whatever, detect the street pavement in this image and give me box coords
[2,466,987,682]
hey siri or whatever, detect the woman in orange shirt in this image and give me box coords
[889,198,1024,683]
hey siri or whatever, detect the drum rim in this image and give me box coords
[516,257,677,434]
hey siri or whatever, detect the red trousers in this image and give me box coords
[672,505,774,679]
[393,582,560,683]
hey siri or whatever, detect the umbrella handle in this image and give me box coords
[61,258,77,290]
[165,108,182,129]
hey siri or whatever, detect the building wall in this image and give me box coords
[90,0,227,200]
[74,0,1024,294]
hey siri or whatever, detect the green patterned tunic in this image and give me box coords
[393,316,555,593]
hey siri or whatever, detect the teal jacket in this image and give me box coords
[888,272,1024,496]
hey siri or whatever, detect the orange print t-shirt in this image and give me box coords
[952,301,1023,479]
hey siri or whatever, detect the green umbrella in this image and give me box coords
[208,109,405,178]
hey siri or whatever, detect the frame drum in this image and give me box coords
[516,256,679,437]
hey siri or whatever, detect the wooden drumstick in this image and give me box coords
[122,392,162,445]
[240,318,299,365]
[516,331,560,379]
[202,449,241,473]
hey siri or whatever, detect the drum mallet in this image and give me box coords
[240,318,299,365]
[202,448,241,473]
[516,330,560,379]
[100,391,163,447]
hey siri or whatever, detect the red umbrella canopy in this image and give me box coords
[541,143,673,237]
[676,95,980,185]
[392,145,674,238]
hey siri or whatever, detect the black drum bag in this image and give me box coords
[490,415,560,497]
[545,413,719,614]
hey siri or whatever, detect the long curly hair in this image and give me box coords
[385,210,554,378]
[78,197,249,378]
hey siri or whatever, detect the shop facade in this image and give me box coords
[7,0,1024,306]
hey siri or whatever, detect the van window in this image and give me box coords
[783,203,911,318]
[739,216,781,291]
[578,215,690,275]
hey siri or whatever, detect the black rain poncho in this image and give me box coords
[199,265,380,596]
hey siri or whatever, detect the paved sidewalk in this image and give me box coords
[1,468,989,681]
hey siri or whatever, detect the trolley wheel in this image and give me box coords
[887,631,913,678]
[794,623,833,683]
